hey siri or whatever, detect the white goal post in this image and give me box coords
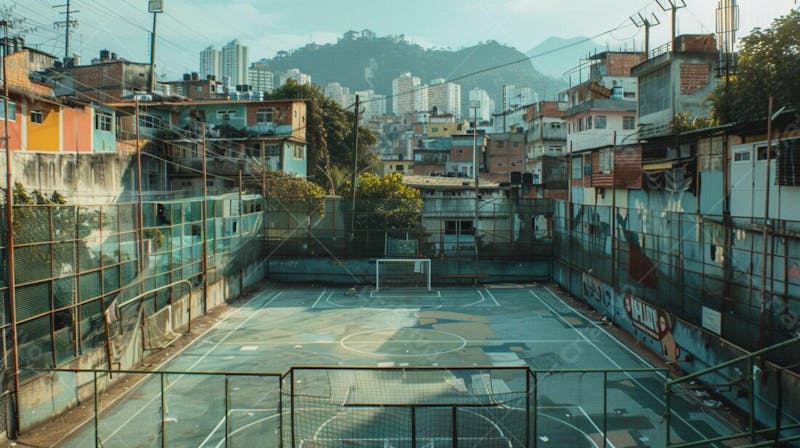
[375,258,432,291]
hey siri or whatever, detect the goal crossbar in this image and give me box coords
[375,258,432,291]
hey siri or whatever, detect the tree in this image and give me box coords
[246,166,327,216]
[265,80,378,192]
[341,172,422,231]
[710,10,800,124]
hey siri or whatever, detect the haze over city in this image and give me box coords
[15,0,797,78]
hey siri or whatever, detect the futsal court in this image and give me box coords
[61,283,741,447]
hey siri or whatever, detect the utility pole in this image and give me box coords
[630,12,661,56]
[350,94,360,242]
[1,17,20,439]
[470,101,480,271]
[201,122,209,315]
[147,0,164,93]
[53,1,79,63]
[657,0,686,50]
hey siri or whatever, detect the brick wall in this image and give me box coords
[680,63,710,95]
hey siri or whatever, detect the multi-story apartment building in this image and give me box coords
[428,79,461,119]
[164,72,226,100]
[354,90,387,121]
[248,61,274,94]
[633,34,719,139]
[324,82,351,107]
[468,88,495,122]
[486,130,526,183]
[49,49,152,102]
[563,51,645,206]
[392,72,422,117]
[525,101,568,197]
[279,68,312,86]
[199,45,221,80]
[221,39,249,88]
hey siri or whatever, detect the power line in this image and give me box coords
[53,0,79,61]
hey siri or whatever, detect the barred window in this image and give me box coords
[778,139,800,186]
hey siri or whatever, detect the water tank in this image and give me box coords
[99,49,110,60]
[183,73,191,81]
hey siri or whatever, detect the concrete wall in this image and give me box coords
[266,258,550,285]
[0,152,135,204]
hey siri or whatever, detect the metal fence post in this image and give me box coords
[278,375,284,448]
[748,357,756,442]
[451,405,458,448]
[533,371,538,448]
[411,406,416,448]
[603,371,608,448]
[665,381,671,447]
[775,368,783,444]
[291,369,296,448]
[224,375,230,448]
[526,371,531,448]
[161,373,167,448]
[94,371,99,448]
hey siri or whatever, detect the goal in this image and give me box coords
[375,258,432,291]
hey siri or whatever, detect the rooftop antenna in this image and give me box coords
[630,12,661,56]
[656,0,686,51]
[716,0,739,80]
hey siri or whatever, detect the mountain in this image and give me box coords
[526,36,606,80]
[262,36,566,115]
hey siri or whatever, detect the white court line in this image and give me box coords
[103,291,283,443]
[483,288,501,306]
[208,339,586,345]
[529,289,719,446]
[310,289,327,309]
[541,286,664,379]
[578,405,616,448]
[541,285,757,431]
[199,408,276,448]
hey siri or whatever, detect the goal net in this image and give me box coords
[375,258,432,291]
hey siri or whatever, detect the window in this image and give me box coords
[586,116,592,130]
[733,151,751,162]
[216,110,236,123]
[757,145,777,161]
[266,144,281,157]
[599,149,614,174]
[95,111,112,132]
[140,115,161,128]
[624,92,636,99]
[623,116,636,130]
[431,127,438,132]
[30,110,43,124]
[572,157,583,179]
[293,145,304,160]
[445,220,474,235]
[256,108,274,123]
[0,100,15,120]
[777,139,800,186]
[396,164,404,172]
[595,115,607,129]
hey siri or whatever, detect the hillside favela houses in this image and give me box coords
[0,4,799,447]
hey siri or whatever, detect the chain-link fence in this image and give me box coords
[264,197,554,260]
[0,193,265,433]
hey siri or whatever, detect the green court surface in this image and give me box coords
[62,285,740,447]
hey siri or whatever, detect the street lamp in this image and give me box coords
[147,0,163,93]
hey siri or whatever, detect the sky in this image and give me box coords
[11,0,799,81]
